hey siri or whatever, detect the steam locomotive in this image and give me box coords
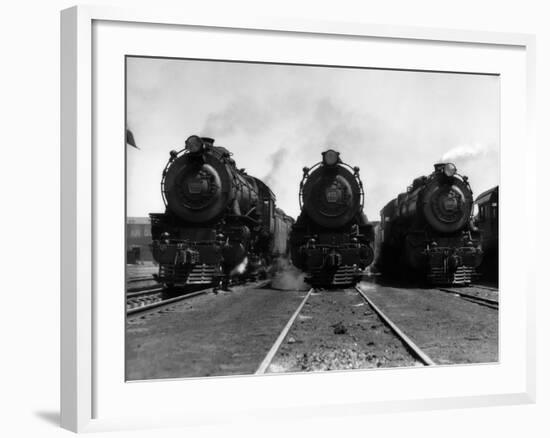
[149,135,293,289]
[377,163,482,285]
[290,150,374,286]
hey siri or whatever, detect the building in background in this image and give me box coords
[126,217,154,263]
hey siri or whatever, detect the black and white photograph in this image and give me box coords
[125,56,499,380]
[2,0,547,434]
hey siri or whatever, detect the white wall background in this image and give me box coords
[0,1,546,437]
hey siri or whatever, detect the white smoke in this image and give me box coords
[230,257,248,276]
[440,144,489,163]
[263,147,288,187]
[270,257,308,291]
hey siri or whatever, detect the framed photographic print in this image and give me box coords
[61,5,536,433]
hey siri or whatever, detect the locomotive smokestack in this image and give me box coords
[201,137,215,146]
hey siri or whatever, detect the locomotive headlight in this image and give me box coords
[185,135,204,153]
[444,163,457,177]
[323,149,339,166]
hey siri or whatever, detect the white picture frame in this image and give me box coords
[60,5,536,433]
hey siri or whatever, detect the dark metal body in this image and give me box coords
[290,153,374,286]
[377,164,483,285]
[474,186,499,284]
[150,137,293,288]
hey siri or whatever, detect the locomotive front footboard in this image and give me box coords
[422,243,482,285]
[298,241,374,286]
[151,240,223,287]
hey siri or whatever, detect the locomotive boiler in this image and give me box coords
[377,163,482,284]
[149,135,293,289]
[290,150,374,286]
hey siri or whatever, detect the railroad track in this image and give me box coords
[127,279,272,317]
[255,288,314,374]
[127,275,156,283]
[470,284,499,292]
[255,285,435,374]
[437,287,499,310]
[354,286,435,366]
[126,288,210,316]
[126,288,165,312]
[126,287,164,299]
[127,275,159,293]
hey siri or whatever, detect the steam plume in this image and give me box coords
[270,257,308,291]
[201,97,269,137]
[263,147,287,187]
[230,257,248,276]
[441,144,489,163]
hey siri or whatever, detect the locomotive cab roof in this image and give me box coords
[475,186,499,206]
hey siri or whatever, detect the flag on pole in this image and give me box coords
[126,129,138,148]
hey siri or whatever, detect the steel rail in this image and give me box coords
[126,279,272,317]
[470,284,499,292]
[255,288,314,374]
[437,287,499,309]
[355,285,436,366]
[126,288,210,316]
[126,287,164,299]
[127,275,156,283]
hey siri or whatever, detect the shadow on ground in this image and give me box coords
[34,411,59,426]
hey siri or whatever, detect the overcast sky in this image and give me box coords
[126,57,499,221]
